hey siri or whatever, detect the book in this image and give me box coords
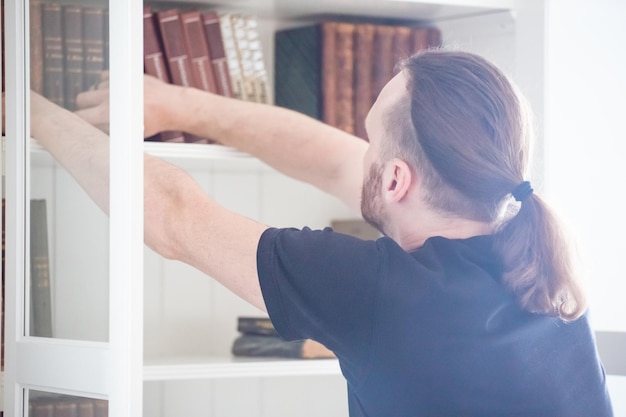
[180,10,218,94]
[200,11,234,98]
[334,22,355,135]
[331,218,381,240]
[353,23,375,140]
[372,24,395,103]
[81,6,106,91]
[321,21,338,129]
[156,8,205,143]
[62,5,84,111]
[42,2,64,106]
[30,199,53,338]
[274,24,322,120]
[237,316,279,336]
[143,7,184,143]
[30,0,44,94]
[29,394,108,417]
[219,13,245,101]
[232,334,335,359]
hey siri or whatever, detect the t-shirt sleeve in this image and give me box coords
[257,226,387,362]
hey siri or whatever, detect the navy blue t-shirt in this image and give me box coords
[257,227,614,417]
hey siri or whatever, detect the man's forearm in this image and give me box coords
[167,86,367,212]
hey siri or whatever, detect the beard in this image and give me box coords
[361,161,389,236]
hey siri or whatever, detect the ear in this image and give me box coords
[382,158,413,203]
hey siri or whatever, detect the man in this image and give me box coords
[32,50,613,416]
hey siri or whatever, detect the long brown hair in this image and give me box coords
[389,50,586,320]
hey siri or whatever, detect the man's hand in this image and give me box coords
[75,72,182,137]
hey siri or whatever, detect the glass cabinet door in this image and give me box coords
[4,0,144,415]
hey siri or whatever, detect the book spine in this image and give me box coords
[180,10,218,94]
[411,26,430,53]
[143,7,184,143]
[42,3,64,106]
[392,25,413,70]
[428,26,442,48]
[372,24,395,103]
[273,25,321,120]
[201,11,234,98]
[219,13,244,100]
[81,6,105,90]
[62,5,85,111]
[30,199,53,338]
[237,316,278,336]
[244,15,270,104]
[321,21,338,128]
[353,23,375,140]
[157,9,202,143]
[335,22,355,135]
[30,0,44,94]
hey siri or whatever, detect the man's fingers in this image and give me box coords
[76,89,109,110]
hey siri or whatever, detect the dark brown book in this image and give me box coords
[201,11,233,97]
[335,22,355,135]
[353,23,375,140]
[180,10,218,94]
[42,3,64,106]
[30,0,44,94]
[392,25,413,72]
[411,26,430,53]
[237,316,278,336]
[157,9,204,143]
[321,21,338,129]
[62,5,84,110]
[232,334,335,359]
[81,6,106,90]
[143,7,184,143]
[372,24,395,103]
[428,26,442,48]
[30,199,53,338]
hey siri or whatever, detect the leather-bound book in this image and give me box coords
[353,23,375,140]
[30,0,44,94]
[82,6,106,90]
[180,10,218,94]
[334,22,355,135]
[372,24,394,103]
[143,7,184,143]
[42,3,64,106]
[62,5,84,110]
[201,11,233,98]
[321,21,338,128]
[274,24,322,121]
[157,9,205,143]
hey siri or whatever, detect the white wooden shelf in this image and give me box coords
[143,356,341,381]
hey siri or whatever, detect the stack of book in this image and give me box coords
[28,394,107,417]
[275,20,441,140]
[232,316,335,360]
[29,1,270,144]
[143,6,270,143]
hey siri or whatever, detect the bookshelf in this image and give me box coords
[3,0,557,416]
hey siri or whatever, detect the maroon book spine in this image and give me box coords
[201,11,233,98]
[62,5,84,110]
[180,10,218,94]
[143,7,184,143]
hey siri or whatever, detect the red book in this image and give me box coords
[143,7,184,143]
[157,8,208,143]
[354,23,375,140]
[180,10,218,94]
[334,22,355,135]
[372,25,395,103]
[201,11,234,97]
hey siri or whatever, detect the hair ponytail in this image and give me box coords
[494,195,587,320]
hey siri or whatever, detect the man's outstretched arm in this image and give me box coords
[76,75,369,213]
[32,92,268,311]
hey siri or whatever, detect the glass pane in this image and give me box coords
[28,390,108,417]
[28,0,110,341]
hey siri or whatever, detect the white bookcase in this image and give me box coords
[10,0,626,416]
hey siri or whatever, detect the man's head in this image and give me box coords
[361,50,532,242]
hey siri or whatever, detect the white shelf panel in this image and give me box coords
[143,356,341,381]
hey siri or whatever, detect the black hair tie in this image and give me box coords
[512,181,533,202]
